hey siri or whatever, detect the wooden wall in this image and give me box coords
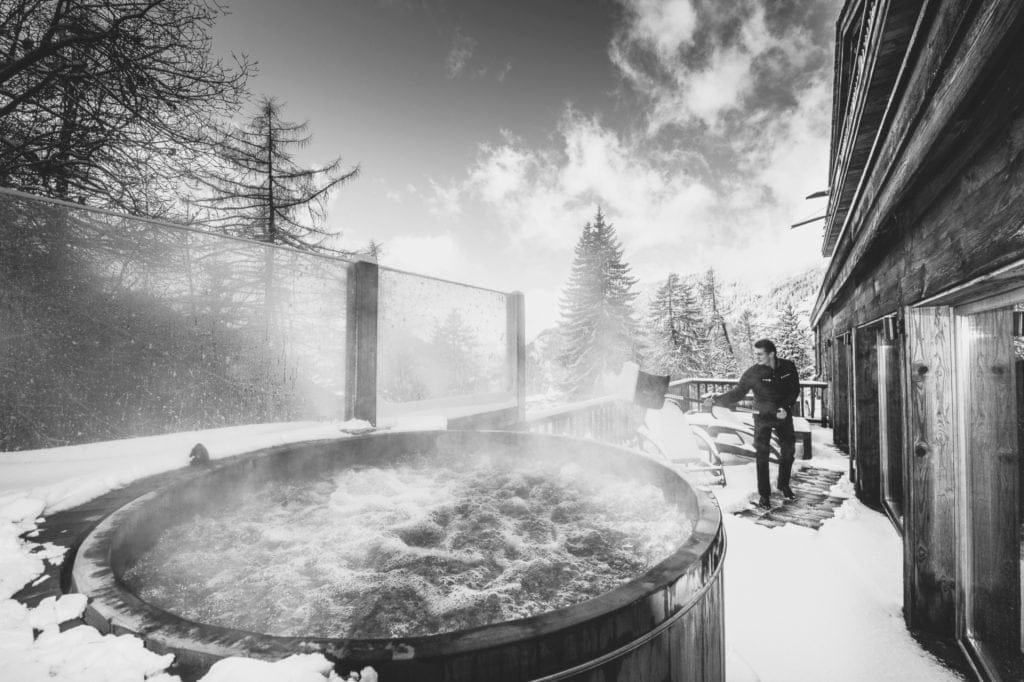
[903,306,957,634]
[815,0,1024,334]
[811,0,1024,646]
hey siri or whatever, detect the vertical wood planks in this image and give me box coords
[961,307,1019,647]
[904,306,957,634]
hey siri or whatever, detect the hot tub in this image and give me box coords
[72,430,725,681]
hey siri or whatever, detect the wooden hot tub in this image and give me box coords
[72,430,725,681]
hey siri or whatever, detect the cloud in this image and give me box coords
[616,0,699,62]
[496,60,512,83]
[445,29,477,79]
[610,0,830,132]
[469,136,535,204]
[427,178,462,217]
[462,108,720,255]
[455,80,827,285]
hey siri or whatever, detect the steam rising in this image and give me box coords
[124,452,692,638]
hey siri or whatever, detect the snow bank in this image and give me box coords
[200,656,376,682]
[808,425,850,472]
[0,593,177,681]
[1,421,393,682]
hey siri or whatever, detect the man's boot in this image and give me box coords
[779,484,796,501]
[757,494,771,510]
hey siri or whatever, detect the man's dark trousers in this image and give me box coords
[752,412,796,498]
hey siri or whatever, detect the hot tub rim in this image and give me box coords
[72,429,724,662]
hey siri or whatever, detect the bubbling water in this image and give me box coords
[124,452,692,638]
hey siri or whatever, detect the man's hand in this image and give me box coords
[776,407,787,419]
[701,395,715,411]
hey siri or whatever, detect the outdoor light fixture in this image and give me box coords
[1013,310,1024,337]
[883,315,900,342]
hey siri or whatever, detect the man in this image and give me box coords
[702,338,800,510]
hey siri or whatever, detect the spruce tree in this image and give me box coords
[698,268,739,377]
[432,309,483,395]
[557,209,638,398]
[643,273,702,378]
[773,302,814,377]
[734,309,761,368]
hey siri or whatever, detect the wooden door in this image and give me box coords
[854,324,881,508]
[833,332,852,451]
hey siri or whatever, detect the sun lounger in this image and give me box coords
[636,401,727,486]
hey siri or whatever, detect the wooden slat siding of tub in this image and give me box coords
[904,306,957,634]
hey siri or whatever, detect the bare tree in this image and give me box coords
[190,96,359,251]
[0,0,252,213]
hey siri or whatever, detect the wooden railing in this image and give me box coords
[522,396,644,446]
[515,376,830,452]
[668,377,830,425]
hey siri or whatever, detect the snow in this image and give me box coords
[0,420,374,508]
[201,656,376,682]
[0,421,381,682]
[0,422,963,681]
[711,431,962,681]
[0,594,177,682]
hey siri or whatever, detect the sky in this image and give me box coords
[210,0,838,338]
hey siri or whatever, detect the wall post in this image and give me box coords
[345,260,379,424]
[507,291,526,424]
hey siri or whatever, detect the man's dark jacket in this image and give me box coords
[712,358,801,415]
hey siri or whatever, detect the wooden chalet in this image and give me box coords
[812,0,1024,678]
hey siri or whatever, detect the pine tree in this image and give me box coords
[643,273,702,378]
[773,302,814,377]
[557,209,638,398]
[191,96,359,251]
[689,325,719,377]
[734,309,761,368]
[432,309,483,395]
[697,268,739,377]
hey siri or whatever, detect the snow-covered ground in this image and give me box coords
[0,420,964,681]
[711,429,963,681]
